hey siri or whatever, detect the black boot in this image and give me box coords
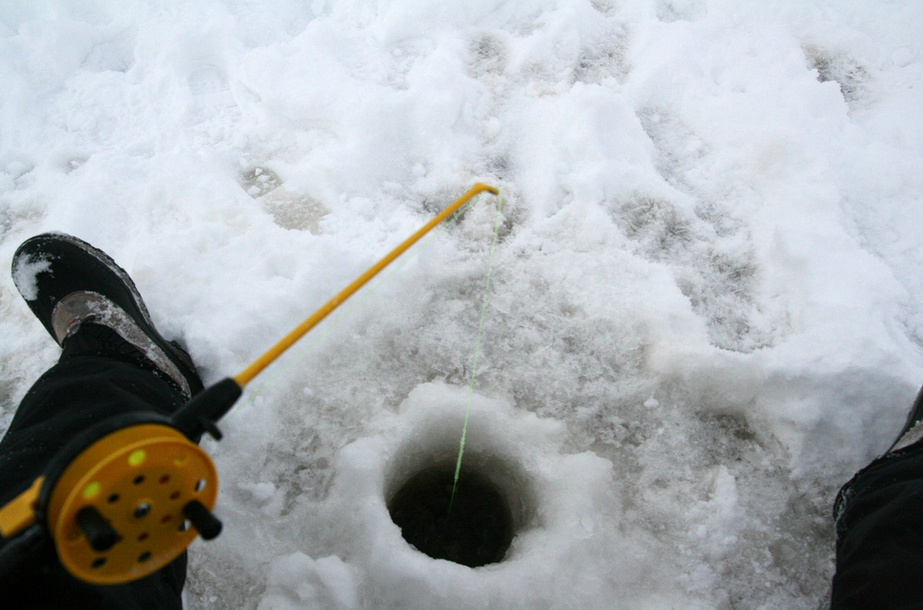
[11,233,203,400]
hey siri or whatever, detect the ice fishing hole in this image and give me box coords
[381,406,539,568]
[387,462,517,567]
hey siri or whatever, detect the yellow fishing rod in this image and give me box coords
[0,183,499,585]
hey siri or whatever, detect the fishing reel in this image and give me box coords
[0,379,241,585]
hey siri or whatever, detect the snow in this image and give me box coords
[11,252,51,301]
[1,1,922,608]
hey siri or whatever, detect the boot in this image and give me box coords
[12,233,203,400]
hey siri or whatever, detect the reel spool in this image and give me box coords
[47,423,219,584]
[0,413,222,585]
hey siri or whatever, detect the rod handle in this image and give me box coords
[171,377,243,440]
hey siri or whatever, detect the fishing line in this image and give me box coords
[240,193,492,410]
[449,193,504,511]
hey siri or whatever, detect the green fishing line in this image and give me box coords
[450,193,504,511]
[241,194,492,410]
[233,188,505,517]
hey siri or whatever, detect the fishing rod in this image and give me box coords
[0,183,499,585]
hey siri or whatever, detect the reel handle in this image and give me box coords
[75,506,119,552]
[183,500,222,540]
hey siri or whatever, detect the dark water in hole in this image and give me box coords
[388,464,514,567]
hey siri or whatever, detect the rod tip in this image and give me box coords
[472,183,500,195]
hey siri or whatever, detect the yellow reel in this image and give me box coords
[46,424,218,585]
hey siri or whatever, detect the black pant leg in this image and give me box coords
[831,443,923,609]
[0,356,190,610]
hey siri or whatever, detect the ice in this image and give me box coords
[2,1,923,609]
[258,553,358,610]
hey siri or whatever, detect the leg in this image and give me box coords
[831,388,923,609]
[0,234,204,609]
[0,348,194,609]
[0,352,189,504]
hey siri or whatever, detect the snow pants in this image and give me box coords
[0,354,189,610]
[831,440,923,609]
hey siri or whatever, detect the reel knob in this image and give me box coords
[75,506,119,552]
[182,500,222,540]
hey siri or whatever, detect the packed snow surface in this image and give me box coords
[2,1,923,608]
